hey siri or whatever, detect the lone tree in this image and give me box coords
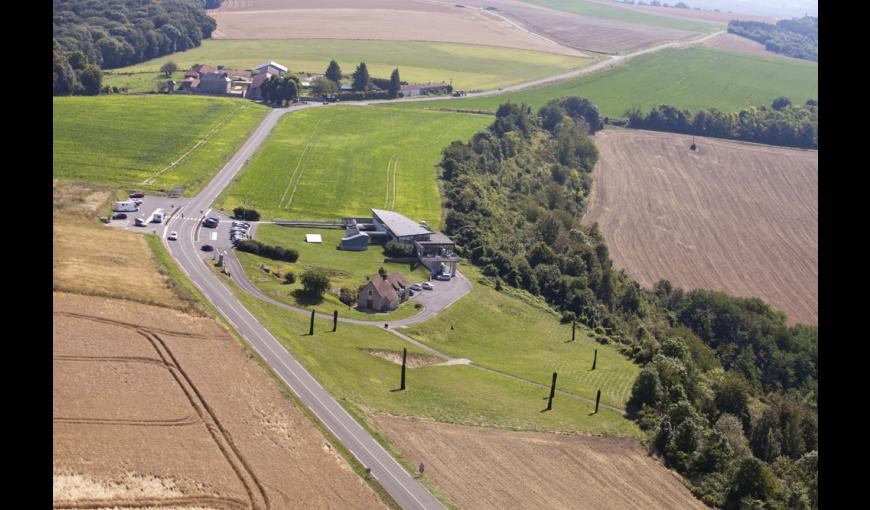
[160,61,178,78]
[301,269,330,298]
[351,62,370,92]
[79,64,103,96]
[388,68,401,98]
[325,60,342,85]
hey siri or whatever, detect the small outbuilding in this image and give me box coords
[339,227,369,251]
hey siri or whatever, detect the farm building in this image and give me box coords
[370,209,458,276]
[340,226,370,251]
[197,73,232,94]
[359,272,408,312]
[400,82,451,97]
[256,61,288,76]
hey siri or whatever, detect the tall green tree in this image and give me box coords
[53,50,78,96]
[78,64,103,96]
[311,76,338,97]
[388,68,401,98]
[351,62,370,92]
[160,61,178,78]
[67,51,88,71]
[325,60,342,84]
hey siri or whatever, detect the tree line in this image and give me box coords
[311,60,403,98]
[53,0,217,72]
[728,17,818,61]
[436,96,817,507]
[625,98,818,149]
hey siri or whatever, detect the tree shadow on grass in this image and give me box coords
[291,289,324,306]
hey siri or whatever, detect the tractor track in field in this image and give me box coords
[279,116,330,210]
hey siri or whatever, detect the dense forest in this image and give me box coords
[53,0,217,70]
[438,98,817,508]
[625,99,818,149]
[728,17,818,61]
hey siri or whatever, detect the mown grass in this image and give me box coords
[222,271,641,438]
[102,70,187,93]
[402,265,640,408]
[390,46,818,118]
[523,0,722,33]
[236,226,431,321]
[111,39,592,92]
[53,96,268,195]
[214,106,490,229]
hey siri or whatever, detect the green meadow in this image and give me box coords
[391,46,818,118]
[236,226,430,321]
[523,0,722,33]
[403,265,640,408]
[110,39,592,92]
[214,106,491,229]
[53,96,268,195]
[102,70,187,94]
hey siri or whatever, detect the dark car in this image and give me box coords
[201,244,214,252]
[112,213,128,220]
[129,192,145,199]
[202,217,219,228]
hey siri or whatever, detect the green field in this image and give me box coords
[221,268,640,437]
[391,46,818,118]
[214,106,491,228]
[53,96,268,195]
[236,226,431,321]
[111,39,592,92]
[102,70,187,94]
[522,0,722,33]
[403,265,640,408]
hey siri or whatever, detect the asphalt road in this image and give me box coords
[164,103,444,510]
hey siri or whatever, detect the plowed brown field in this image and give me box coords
[584,129,817,325]
[53,292,385,509]
[701,32,809,61]
[370,412,707,509]
[208,0,582,56]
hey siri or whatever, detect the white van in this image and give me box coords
[151,208,164,223]
[114,201,139,212]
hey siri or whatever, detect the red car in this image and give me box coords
[129,192,145,199]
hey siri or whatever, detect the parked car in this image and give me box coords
[231,221,250,228]
[202,217,219,228]
[435,274,451,281]
[134,217,147,227]
[421,282,434,290]
[131,199,143,205]
[129,192,145,199]
[201,244,214,252]
[168,231,178,241]
[112,213,127,220]
[409,284,423,291]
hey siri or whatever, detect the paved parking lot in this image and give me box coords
[106,194,189,233]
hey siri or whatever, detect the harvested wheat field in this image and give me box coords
[450,0,700,53]
[54,292,385,510]
[369,413,706,509]
[584,129,817,325]
[209,0,582,56]
[701,32,810,61]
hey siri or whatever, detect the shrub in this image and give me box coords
[384,240,415,257]
[339,287,356,306]
[283,271,296,284]
[301,270,330,297]
[237,239,299,262]
[233,207,261,221]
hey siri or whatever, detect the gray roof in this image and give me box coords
[256,61,288,72]
[416,231,453,245]
[371,209,430,238]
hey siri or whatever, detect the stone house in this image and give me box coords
[358,272,408,312]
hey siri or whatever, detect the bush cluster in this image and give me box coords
[384,240,415,257]
[233,207,261,221]
[236,240,298,262]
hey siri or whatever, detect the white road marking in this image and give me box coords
[211,232,217,241]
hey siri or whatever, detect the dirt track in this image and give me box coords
[53,292,385,509]
[584,129,817,325]
[370,413,707,509]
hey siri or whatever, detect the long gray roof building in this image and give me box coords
[371,209,431,238]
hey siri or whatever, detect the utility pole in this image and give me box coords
[546,372,557,411]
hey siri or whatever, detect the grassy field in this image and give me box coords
[403,265,640,408]
[102,70,186,94]
[221,269,640,437]
[53,96,268,195]
[214,106,490,228]
[391,46,818,118]
[110,39,592,92]
[236,226,430,321]
[523,0,722,32]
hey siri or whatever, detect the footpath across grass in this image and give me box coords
[111,39,592,92]
[53,95,268,195]
[402,265,640,409]
[236,226,430,322]
[390,46,818,118]
[214,106,490,229]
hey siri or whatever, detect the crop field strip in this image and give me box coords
[518,0,723,32]
[390,46,818,118]
[53,311,267,509]
[216,107,491,228]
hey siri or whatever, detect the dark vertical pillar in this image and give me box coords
[400,348,407,391]
[333,310,338,332]
[592,349,598,370]
[547,372,557,411]
[309,309,315,336]
[595,389,601,414]
[572,320,576,342]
